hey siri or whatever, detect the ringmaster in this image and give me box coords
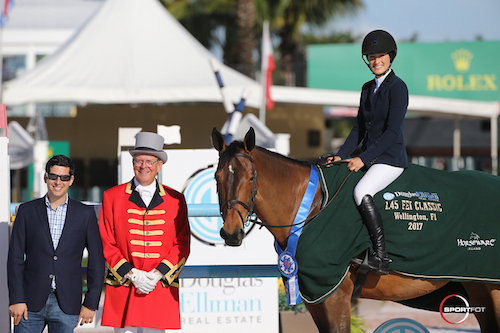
[99,132,191,332]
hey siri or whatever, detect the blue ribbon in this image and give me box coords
[275,165,319,305]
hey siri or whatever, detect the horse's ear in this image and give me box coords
[211,127,226,153]
[244,127,255,152]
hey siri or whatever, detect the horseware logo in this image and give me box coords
[456,232,496,251]
[451,49,473,73]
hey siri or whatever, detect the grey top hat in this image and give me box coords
[128,132,168,163]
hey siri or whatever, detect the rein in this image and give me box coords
[257,166,353,229]
[221,154,353,229]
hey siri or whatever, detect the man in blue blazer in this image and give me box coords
[8,155,105,332]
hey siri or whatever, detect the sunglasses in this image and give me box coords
[46,173,72,181]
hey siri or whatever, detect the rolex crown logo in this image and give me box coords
[451,49,473,73]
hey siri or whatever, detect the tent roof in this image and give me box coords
[3,0,262,107]
[275,87,499,119]
[5,0,103,30]
[3,0,498,120]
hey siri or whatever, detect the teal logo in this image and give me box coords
[183,166,253,245]
[374,318,429,333]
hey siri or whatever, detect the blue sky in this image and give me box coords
[319,0,500,43]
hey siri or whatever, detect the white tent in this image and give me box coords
[2,0,262,107]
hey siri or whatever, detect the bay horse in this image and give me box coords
[211,127,500,333]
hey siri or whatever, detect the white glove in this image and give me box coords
[125,268,156,294]
[147,269,164,286]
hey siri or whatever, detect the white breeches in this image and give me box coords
[353,164,404,206]
[115,327,165,333]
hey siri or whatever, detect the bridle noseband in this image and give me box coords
[220,153,258,228]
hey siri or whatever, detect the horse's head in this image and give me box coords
[212,127,256,246]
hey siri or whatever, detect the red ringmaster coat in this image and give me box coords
[99,179,190,329]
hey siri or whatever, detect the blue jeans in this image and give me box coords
[14,293,79,333]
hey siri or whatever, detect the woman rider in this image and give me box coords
[329,30,409,275]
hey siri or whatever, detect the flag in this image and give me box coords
[262,21,275,110]
[0,0,14,27]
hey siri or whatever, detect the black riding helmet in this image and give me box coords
[361,30,397,68]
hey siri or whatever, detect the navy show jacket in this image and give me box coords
[336,70,409,168]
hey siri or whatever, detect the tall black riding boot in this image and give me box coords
[357,195,391,275]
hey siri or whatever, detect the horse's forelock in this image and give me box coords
[219,141,245,165]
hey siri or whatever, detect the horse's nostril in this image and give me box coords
[220,227,245,246]
[220,228,229,240]
[238,228,245,239]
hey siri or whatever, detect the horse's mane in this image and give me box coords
[221,140,312,166]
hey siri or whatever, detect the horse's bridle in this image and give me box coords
[219,153,258,228]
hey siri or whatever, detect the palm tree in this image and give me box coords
[235,0,256,77]
[161,0,256,78]
[161,0,362,85]
[256,0,362,86]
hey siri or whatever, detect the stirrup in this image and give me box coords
[368,253,391,275]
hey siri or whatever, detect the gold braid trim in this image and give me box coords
[125,180,133,194]
[129,229,164,236]
[128,218,165,226]
[146,210,166,215]
[127,209,167,216]
[131,252,160,259]
[112,259,128,277]
[130,240,162,246]
[162,257,186,286]
[105,261,132,286]
[159,185,166,196]
[128,209,145,215]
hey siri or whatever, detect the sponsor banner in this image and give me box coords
[170,277,278,333]
[308,40,500,101]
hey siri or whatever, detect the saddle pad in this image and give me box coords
[296,163,500,304]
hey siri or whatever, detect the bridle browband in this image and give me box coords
[220,153,258,228]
